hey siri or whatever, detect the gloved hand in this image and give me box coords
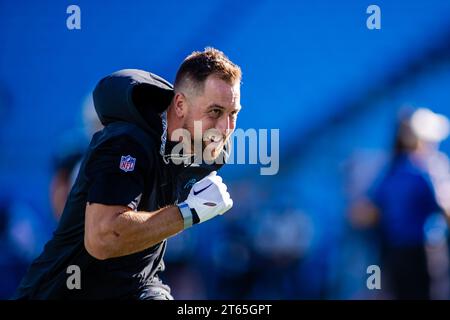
[177,171,233,229]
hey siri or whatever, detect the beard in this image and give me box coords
[180,125,227,162]
[181,113,228,162]
[203,137,226,161]
[191,133,227,162]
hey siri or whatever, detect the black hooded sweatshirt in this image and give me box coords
[13,69,222,299]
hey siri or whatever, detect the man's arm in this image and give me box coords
[84,203,183,260]
[84,171,232,260]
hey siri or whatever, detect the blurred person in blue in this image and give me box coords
[0,85,55,298]
[49,95,103,221]
[351,108,450,299]
[0,201,30,298]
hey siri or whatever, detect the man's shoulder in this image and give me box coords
[82,124,163,178]
[93,122,160,157]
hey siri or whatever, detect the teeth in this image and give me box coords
[206,135,221,143]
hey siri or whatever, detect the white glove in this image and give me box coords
[177,171,233,229]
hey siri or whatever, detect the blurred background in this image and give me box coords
[1,0,450,299]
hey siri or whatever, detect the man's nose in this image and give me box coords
[216,116,231,137]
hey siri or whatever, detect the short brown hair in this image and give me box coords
[174,47,241,92]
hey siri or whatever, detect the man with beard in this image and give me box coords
[14,47,241,299]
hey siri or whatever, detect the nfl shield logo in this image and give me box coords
[119,155,136,172]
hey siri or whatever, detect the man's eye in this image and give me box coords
[210,109,222,118]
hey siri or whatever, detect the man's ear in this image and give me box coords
[173,92,187,118]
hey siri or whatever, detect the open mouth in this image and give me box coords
[205,132,224,145]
